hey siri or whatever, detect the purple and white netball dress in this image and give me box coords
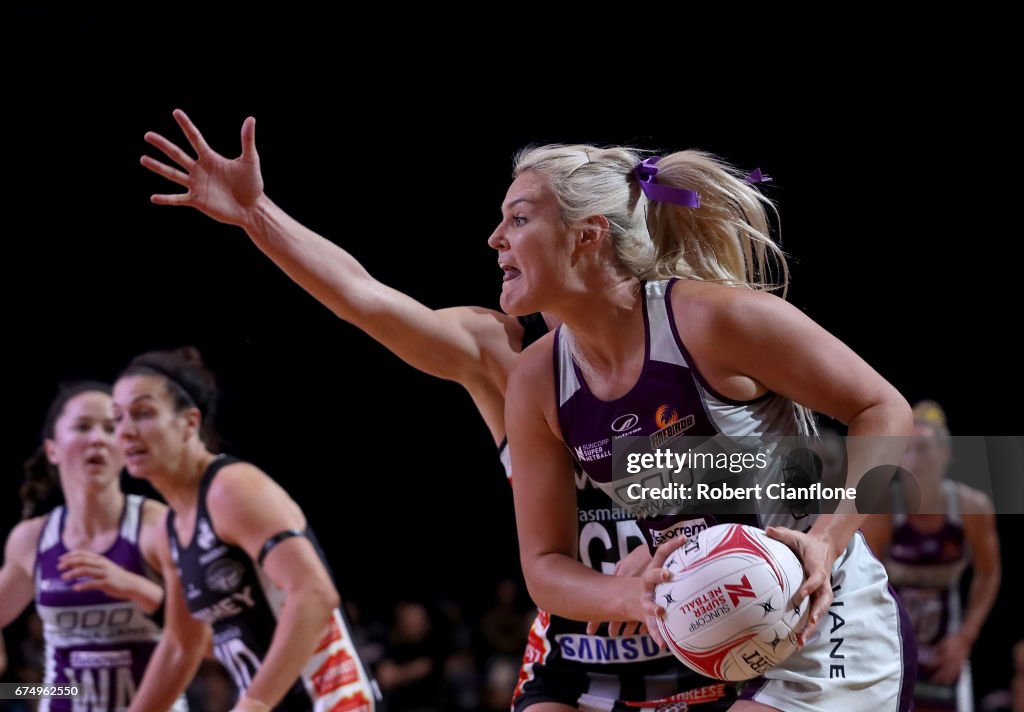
[553,279,915,712]
[510,313,737,712]
[35,494,187,712]
[887,479,972,711]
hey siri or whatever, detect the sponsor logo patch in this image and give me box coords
[205,558,245,593]
[554,634,670,663]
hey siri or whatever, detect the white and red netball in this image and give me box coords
[654,523,809,681]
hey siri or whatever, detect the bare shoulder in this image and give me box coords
[509,329,557,386]
[505,329,559,433]
[206,461,305,554]
[140,498,169,527]
[137,499,171,566]
[670,279,789,326]
[503,327,561,446]
[207,461,275,504]
[4,516,47,570]
[206,461,298,521]
[955,482,995,516]
[668,281,805,394]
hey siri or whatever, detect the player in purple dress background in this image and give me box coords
[863,401,1001,711]
[0,382,186,712]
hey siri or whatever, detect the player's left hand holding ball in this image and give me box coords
[765,526,835,646]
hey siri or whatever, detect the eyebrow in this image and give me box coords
[503,197,536,212]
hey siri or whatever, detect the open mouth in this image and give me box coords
[124,448,148,465]
[500,264,521,282]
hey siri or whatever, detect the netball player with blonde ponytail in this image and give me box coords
[500,146,917,711]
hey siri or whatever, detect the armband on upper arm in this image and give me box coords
[257,528,307,566]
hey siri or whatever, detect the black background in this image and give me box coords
[2,8,1019,703]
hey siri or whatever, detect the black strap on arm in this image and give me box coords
[257,528,307,567]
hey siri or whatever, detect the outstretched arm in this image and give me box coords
[141,111,518,390]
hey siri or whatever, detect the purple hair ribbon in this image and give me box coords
[745,168,772,184]
[634,156,700,208]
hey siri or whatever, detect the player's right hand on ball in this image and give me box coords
[586,544,654,636]
[639,535,688,649]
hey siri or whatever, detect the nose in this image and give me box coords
[90,425,115,445]
[487,222,507,251]
[116,416,137,444]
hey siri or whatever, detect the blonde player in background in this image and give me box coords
[863,401,1001,712]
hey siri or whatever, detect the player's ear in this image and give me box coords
[44,438,60,465]
[182,407,202,442]
[578,215,610,249]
